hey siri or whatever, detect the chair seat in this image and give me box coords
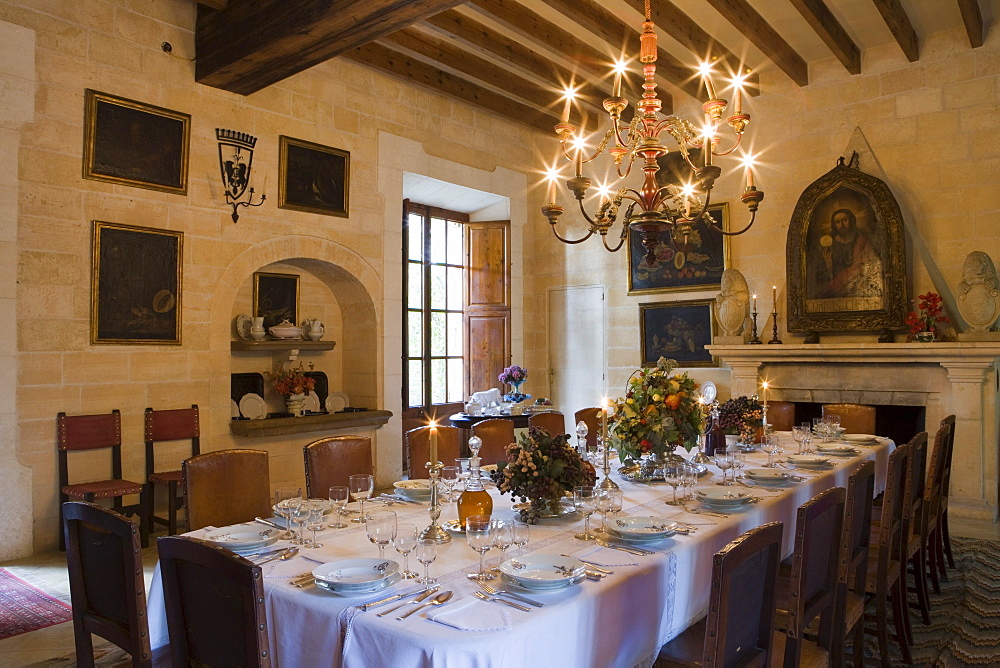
[769,630,829,667]
[865,546,900,593]
[655,616,707,667]
[148,469,182,485]
[63,478,144,499]
[844,591,865,630]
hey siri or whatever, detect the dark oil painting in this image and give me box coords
[278,136,350,217]
[253,272,299,329]
[628,204,729,294]
[640,300,716,367]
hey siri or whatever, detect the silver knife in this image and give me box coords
[492,589,545,607]
[361,586,434,611]
[256,547,296,565]
[254,517,288,531]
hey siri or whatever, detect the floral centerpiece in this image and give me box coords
[492,426,596,523]
[265,361,315,397]
[498,364,530,403]
[717,396,764,441]
[905,292,950,342]
[608,357,703,467]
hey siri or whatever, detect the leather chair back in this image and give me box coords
[877,442,910,574]
[471,418,516,466]
[528,411,566,437]
[765,401,795,432]
[573,407,603,450]
[925,422,950,537]
[405,426,461,479]
[904,432,929,552]
[183,449,270,531]
[939,414,956,517]
[158,536,270,668]
[63,502,151,667]
[144,405,200,477]
[822,403,875,434]
[303,436,373,497]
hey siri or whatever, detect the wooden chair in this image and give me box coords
[936,414,957,572]
[765,401,795,432]
[574,407,602,451]
[182,449,271,532]
[158,536,270,668]
[303,436,373,497]
[863,440,912,666]
[144,405,200,536]
[57,410,148,551]
[528,411,566,436]
[925,420,953,593]
[772,487,845,667]
[471,418,516,466]
[63,502,151,668]
[405,426,461,478]
[836,460,876,668]
[821,403,875,435]
[655,522,784,667]
[902,432,931,631]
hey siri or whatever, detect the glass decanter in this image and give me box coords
[457,435,493,524]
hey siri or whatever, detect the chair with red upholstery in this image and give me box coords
[405,426,461,479]
[528,411,566,437]
[471,418,516,466]
[303,436,373,498]
[57,410,148,550]
[144,405,200,536]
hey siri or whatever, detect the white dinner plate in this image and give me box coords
[612,516,677,539]
[816,444,860,456]
[312,559,399,586]
[394,479,432,499]
[500,572,586,592]
[239,393,267,420]
[302,392,320,413]
[229,537,280,555]
[843,434,880,444]
[787,454,832,468]
[314,572,402,596]
[746,468,797,485]
[203,525,279,549]
[607,527,672,543]
[696,488,754,506]
[499,555,586,586]
[326,392,349,412]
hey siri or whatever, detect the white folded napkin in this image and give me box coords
[572,545,638,567]
[471,388,502,406]
[425,597,511,632]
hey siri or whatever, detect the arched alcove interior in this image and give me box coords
[230,257,377,412]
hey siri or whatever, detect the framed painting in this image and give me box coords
[83,90,190,195]
[786,156,907,341]
[91,221,183,344]
[628,203,729,294]
[253,272,299,329]
[639,300,716,367]
[278,135,350,217]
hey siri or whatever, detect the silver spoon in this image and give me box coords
[256,547,298,565]
[396,590,454,619]
[377,586,440,617]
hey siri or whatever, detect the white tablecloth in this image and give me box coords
[147,436,892,668]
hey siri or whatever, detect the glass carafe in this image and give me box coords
[457,435,493,524]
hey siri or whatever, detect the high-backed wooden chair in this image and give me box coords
[182,449,270,532]
[925,420,952,594]
[405,426,461,479]
[144,405,200,536]
[528,411,566,437]
[57,410,148,550]
[864,440,912,666]
[158,536,270,668]
[836,460,876,668]
[574,407,602,451]
[655,522,784,667]
[766,401,795,432]
[937,414,957,572]
[471,418,516,466]
[303,436,373,497]
[821,403,875,434]
[772,487,845,667]
[902,432,931,630]
[63,502,151,667]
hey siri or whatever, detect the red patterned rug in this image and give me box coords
[0,567,73,639]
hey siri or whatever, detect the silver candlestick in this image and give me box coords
[419,461,451,544]
[597,435,619,490]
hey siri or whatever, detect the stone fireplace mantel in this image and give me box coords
[707,342,1000,522]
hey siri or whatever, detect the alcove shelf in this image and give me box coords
[230,409,392,438]
[231,340,336,352]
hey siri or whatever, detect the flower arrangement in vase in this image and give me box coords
[905,292,950,342]
[716,396,764,442]
[492,426,596,523]
[608,357,704,467]
[265,361,316,397]
[498,364,531,403]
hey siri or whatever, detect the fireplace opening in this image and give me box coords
[784,403,925,446]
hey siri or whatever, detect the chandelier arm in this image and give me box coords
[550,223,597,245]
[616,155,638,180]
[714,209,758,236]
[711,133,745,157]
[601,233,626,253]
[685,190,715,223]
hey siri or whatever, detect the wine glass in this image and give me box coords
[304,500,325,548]
[729,448,746,481]
[492,520,513,569]
[455,458,471,492]
[328,486,349,528]
[512,520,530,558]
[800,423,814,453]
[415,539,437,584]
[573,486,597,540]
[681,463,698,500]
[287,498,308,546]
[440,466,459,502]
[349,474,374,523]
[714,447,733,485]
[393,523,419,579]
[608,488,625,522]
[273,488,301,540]
[763,434,781,468]
[664,466,682,505]
[594,489,612,534]
[365,509,396,559]
[465,514,495,581]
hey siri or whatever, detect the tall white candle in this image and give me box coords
[429,422,438,463]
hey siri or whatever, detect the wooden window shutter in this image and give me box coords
[464,220,511,396]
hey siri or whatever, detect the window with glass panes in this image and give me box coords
[404,203,468,410]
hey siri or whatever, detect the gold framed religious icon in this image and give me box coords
[786,156,907,342]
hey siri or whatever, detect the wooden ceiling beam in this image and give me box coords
[197,0,227,10]
[618,0,760,96]
[702,0,809,86]
[195,0,466,95]
[956,0,984,48]
[787,0,861,74]
[870,0,919,62]
[342,42,559,133]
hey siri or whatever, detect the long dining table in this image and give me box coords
[146,434,892,667]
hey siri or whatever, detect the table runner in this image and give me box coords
[147,435,892,667]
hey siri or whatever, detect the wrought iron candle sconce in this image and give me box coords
[216,129,265,223]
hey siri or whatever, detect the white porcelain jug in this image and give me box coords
[250,316,266,341]
[303,319,325,341]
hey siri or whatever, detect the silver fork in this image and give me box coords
[478,580,545,607]
[474,590,532,612]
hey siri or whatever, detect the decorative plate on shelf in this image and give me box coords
[326,392,349,412]
[239,393,267,420]
[235,314,253,340]
[303,392,321,413]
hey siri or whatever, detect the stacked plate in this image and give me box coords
[608,516,678,542]
[787,454,832,469]
[746,468,798,486]
[203,525,279,555]
[312,559,401,595]
[498,555,587,592]
[695,488,754,508]
[816,443,860,456]
[843,434,881,446]
[393,479,432,501]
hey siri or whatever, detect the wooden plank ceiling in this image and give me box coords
[194,0,987,134]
